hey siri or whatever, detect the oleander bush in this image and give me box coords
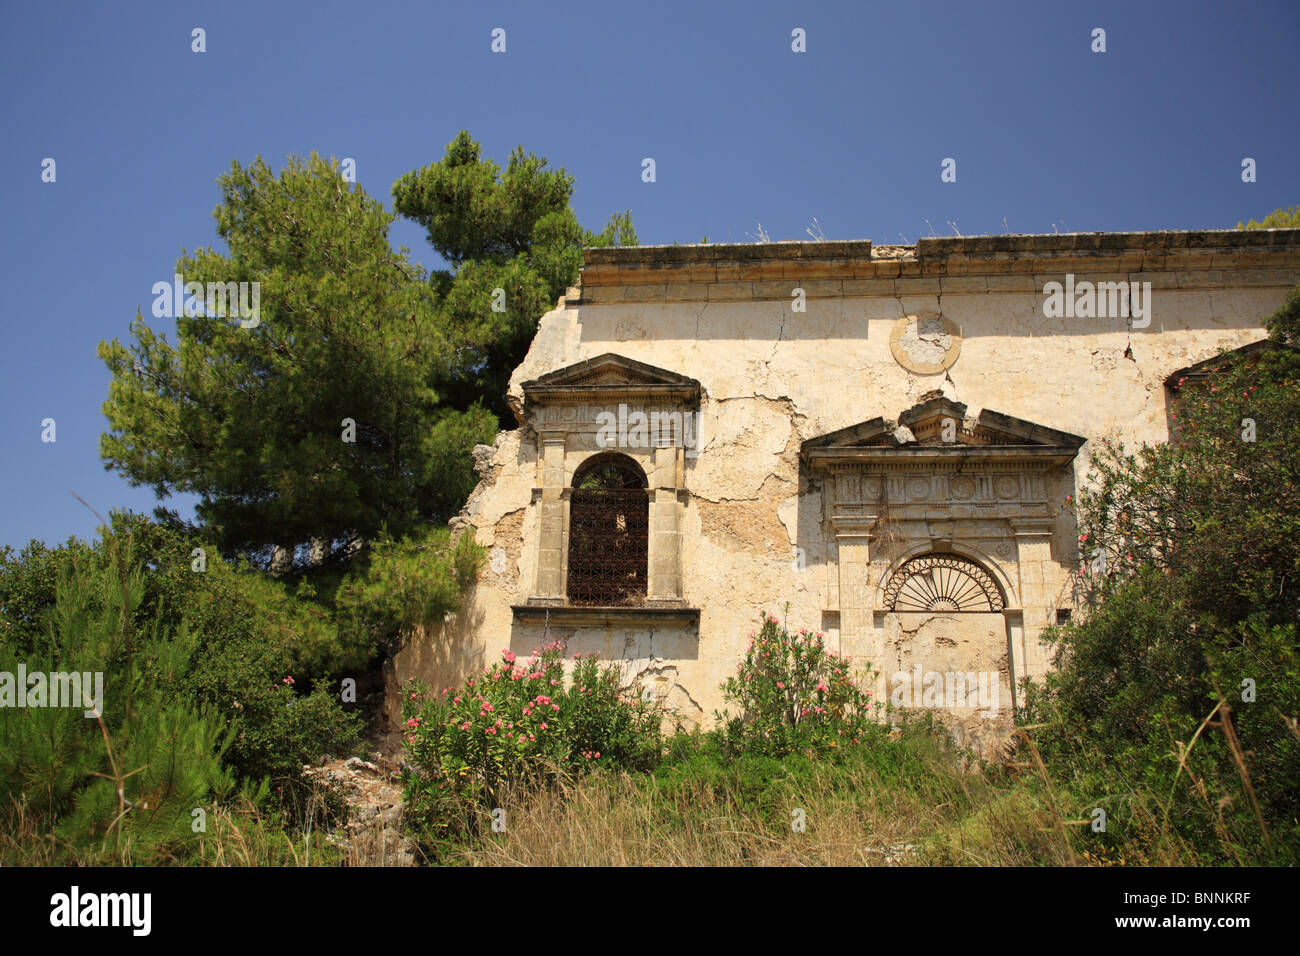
[716,611,882,757]
[399,642,663,859]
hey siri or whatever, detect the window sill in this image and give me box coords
[511,603,700,628]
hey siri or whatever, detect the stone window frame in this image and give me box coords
[511,354,701,624]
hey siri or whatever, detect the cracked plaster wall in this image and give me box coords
[388,270,1293,737]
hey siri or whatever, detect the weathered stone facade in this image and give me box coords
[387,229,1300,751]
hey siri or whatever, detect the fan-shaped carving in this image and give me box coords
[882,553,1004,612]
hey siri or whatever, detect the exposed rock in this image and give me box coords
[303,749,415,866]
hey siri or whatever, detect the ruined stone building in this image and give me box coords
[388,229,1300,747]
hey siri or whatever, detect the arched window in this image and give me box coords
[567,454,648,606]
[882,553,1005,612]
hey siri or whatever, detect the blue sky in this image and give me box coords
[1,0,1297,551]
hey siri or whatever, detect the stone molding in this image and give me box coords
[511,604,700,628]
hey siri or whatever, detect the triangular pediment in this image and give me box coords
[802,393,1085,467]
[801,416,894,450]
[521,354,701,408]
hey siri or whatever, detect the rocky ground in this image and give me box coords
[303,744,416,866]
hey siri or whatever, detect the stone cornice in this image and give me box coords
[523,383,700,406]
[806,445,1084,469]
[576,229,1300,302]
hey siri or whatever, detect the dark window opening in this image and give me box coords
[567,455,648,606]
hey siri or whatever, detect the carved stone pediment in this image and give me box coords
[803,397,1086,531]
[521,354,701,409]
[801,393,1086,467]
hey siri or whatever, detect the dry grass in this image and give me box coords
[445,736,1078,867]
[0,783,384,867]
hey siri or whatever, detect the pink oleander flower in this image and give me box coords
[551,704,560,712]
[502,649,516,663]
[406,717,419,728]
[540,722,548,730]
[281,676,295,685]
[816,680,829,693]
[777,681,785,689]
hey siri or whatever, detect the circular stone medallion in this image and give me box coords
[994,475,1020,499]
[889,314,962,375]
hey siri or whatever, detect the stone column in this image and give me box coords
[1011,519,1055,682]
[647,442,681,602]
[532,432,567,602]
[831,515,880,698]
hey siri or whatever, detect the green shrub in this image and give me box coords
[716,611,880,757]
[1024,332,1300,864]
[334,525,482,656]
[400,642,663,856]
[0,514,363,816]
[0,532,236,864]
